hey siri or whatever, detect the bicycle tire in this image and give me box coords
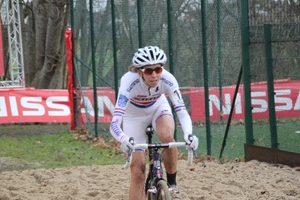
[155,180,171,200]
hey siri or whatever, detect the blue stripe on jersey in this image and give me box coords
[114,111,124,115]
[174,104,186,110]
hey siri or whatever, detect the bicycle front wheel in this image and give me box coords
[155,180,171,200]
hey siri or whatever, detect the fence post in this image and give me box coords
[217,0,223,123]
[89,0,98,136]
[264,23,278,149]
[240,0,254,144]
[111,0,118,101]
[137,0,143,47]
[166,0,178,140]
[201,0,212,156]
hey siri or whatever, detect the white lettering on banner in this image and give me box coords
[80,96,114,117]
[251,92,268,113]
[46,96,70,116]
[275,89,292,111]
[0,95,70,118]
[21,97,45,116]
[9,96,19,116]
[97,96,114,116]
[250,90,298,112]
[295,92,300,110]
[81,96,94,116]
[0,97,7,116]
[209,93,242,116]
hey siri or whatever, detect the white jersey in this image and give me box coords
[110,69,193,143]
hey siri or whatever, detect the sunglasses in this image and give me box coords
[139,67,163,75]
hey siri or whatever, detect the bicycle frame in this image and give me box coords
[144,126,189,199]
[145,126,164,195]
[123,126,195,200]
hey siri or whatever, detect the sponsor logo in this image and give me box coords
[117,94,129,108]
[110,121,122,136]
[126,79,140,92]
[133,95,160,102]
[0,96,70,117]
[160,77,173,87]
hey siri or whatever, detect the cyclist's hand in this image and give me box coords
[185,134,199,151]
[120,136,134,155]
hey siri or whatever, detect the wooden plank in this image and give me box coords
[244,143,300,167]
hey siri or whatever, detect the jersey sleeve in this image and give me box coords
[109,74,133,143]
[168,86,193,139]
[109,93,128,143]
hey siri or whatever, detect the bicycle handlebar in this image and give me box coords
[123,142,195,169]
[135,142,186,149]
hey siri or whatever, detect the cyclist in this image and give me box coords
[110,46,199,200]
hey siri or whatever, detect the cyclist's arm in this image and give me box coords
[110,73,134,143]
[110,113,126,143]
[168,87,193,139]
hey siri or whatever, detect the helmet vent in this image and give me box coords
[132,46,167,68]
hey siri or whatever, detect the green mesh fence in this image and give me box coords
[69,0,300,159]
[247,0,300,154]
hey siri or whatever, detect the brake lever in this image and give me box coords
[123,137,134,169]
[127,137,134,161]
[188,134,198,158]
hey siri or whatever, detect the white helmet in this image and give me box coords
[132,46,167,68]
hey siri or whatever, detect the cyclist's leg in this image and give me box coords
[129,150,146,200]
[123,104,151,200]
[152,102,178,186]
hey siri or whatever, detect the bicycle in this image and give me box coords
[124,125,196,200]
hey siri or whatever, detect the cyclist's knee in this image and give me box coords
[158,130,175,143]
[130,151,146,179]
[131,164,146,181]
[156,118,175,142]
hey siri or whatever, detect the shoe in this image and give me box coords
[169,185,182,200]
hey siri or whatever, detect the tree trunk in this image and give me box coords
[31,0,68,89]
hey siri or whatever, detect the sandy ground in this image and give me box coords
[0,159,300,200]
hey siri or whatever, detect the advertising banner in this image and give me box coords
[0,88,116,124]
[76,87,115,124]
[190,81,300,121]
[1,80,299,124]
[0,88,70,123]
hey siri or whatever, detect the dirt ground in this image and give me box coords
[1,124,300,199]
[0,159,300,200]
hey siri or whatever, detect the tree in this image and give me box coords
[21,0,69,89]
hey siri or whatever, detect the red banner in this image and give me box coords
[190,81,300,121]
[0,88,71,123]
[1,81,299,124]
[0,15,4,76]
[0,88,116,124]
[77,88,115,123]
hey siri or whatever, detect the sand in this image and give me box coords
[0,159,300,200]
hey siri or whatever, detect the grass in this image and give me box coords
[0,132,125,172]
[0,120,299,172]
[177,120,300,160]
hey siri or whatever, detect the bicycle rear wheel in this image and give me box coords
[155,180,171,200]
